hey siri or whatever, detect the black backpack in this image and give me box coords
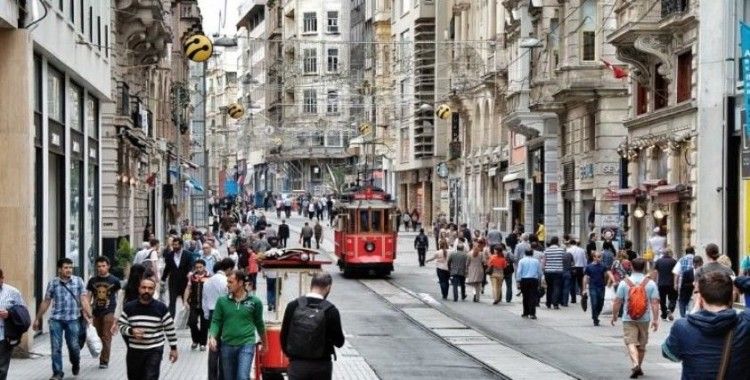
[285,297,333,360]
[6,304,31,347]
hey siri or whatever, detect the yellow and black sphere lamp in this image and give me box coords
[183,34,213,63]
[227,103,245,119]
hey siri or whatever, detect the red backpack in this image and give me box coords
[624,277,650,320]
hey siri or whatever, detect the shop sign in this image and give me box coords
[578,163,594,180]
[743,151,750,179]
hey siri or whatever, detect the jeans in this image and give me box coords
[280,238,288,248]
[544,272,563,307]
[0,340,11,380]
[288,359,333,380]
[315,237,321,249]
[451,275,466,301]
[678,286,694,318]
[302,237,312,248]
[92,313,115,364]
[520,278,539,316]
[504,274,514,302]
[221,343,255,380]
[266,277,277,309]
[571,267,584,302]
[126,347,163,380]
[49,319,81,377]
[559,271,572,306]
[589,286,605,323]
[658,285,678,318]
[436,269,450,299]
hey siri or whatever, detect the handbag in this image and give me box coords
[717,326,736,380]
[485,266,494,276]
[60,281,87,348]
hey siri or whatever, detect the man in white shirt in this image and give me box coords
[133,242,151,265]
[202,258,232,380]
[568,240,588,298]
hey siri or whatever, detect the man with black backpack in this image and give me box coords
[281,273,345,380]
[611,258,660,379]
[0,268,27,380]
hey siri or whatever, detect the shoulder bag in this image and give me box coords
[60,279,87,348]
[716,326,736,380]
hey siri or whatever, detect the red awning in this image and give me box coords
[614,187,645,205]
[653,184,690,204]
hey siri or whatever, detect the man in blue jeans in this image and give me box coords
[583,252,614,326]
[32,258,92,380]
[208,271,267,380]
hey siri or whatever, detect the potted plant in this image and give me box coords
[113,237,135,279]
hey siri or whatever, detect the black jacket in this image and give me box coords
[161,249,191,291]
[414,234,429,250]
[278,223,290,239]
[280,296,345,361]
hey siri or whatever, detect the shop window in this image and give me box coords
[654,64,669,110]
[677,51,692,103]
[48,67,65,123]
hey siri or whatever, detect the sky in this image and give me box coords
[198,0,243,37]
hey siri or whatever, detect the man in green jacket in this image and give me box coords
[208,270,266,380]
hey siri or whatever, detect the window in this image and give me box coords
[326,131,341,146]
[636,83,649,115]
[677,51,692,103]
[401,0,411,15]
[400,128,409,162]
[80,0,84,33]
[327,11,339,33]
[327,48,339,72]
[96,16,101,50]
[303,89,317,114]
[303,12,317,33]
[69,0,74,23]
[304,48,317,73]
[651,148,668,180]
[371,210,383,232]
[654,64,669,110]
[580,0,597,62]
[86,96,99,138]
[88,6,92,41]
[69,83,83,131]
[313,132,325,146]
[104,25,109,57]
[327,90,339,113]
[48,67,64,123]
[586,112,595,152]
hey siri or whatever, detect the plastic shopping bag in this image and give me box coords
[175,308,189,330]
[601,286,616,315]
[86,324,102,358]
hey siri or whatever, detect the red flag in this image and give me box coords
[601,59,628,79]
[146,172,157,188]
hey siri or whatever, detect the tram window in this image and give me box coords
[347,210,356,233]
[359,210,370,233]
[371,210,382,232]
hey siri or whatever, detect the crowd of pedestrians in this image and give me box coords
[421,219,750,379]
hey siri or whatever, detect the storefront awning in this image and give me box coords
[614,187,645,205]
[502,172,521,183]
[653,184,690,204]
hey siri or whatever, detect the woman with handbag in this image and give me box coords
[487,246,508,305]
[466,239,487,302]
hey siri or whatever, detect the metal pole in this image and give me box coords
[203,61,210,229]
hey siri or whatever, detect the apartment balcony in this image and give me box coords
[176,0,203,40]
[607,0,696,87]
[116,0,172,64]
[265,145,352,162]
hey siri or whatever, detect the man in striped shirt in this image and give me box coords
[542,236,565,310]
[118,278,178,380]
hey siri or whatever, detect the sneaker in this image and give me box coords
[521,314,528,318]
[191,343,199,350]
[554,305,560,310]
[529,315,537,320]
[667,312,674,321]
[49,375,63,380]
[72,365,80,375]
[200,345,207,351]
[630,366,641,379]
[593,320,600,326]
[99,363,108,369]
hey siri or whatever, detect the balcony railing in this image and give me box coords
[661,0,689,18]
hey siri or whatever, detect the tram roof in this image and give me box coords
[337,200,394,210]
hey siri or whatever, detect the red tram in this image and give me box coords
[333,185,397,277]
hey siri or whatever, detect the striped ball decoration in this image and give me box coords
[183,34,213,62]
[227,103,244,119]
[436,103,451,119]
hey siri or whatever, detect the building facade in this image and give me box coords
[0,0,109,350]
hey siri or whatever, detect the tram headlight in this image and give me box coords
[365,241,376,252]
